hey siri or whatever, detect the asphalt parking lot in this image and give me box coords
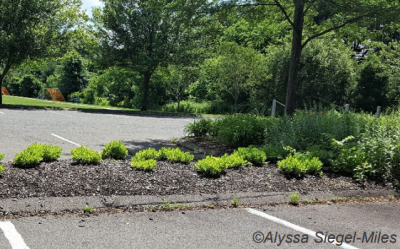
[1,202,399,249]
[0,108,196,161]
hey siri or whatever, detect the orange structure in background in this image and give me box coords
[45,88,65,102]
[1,87,10,96]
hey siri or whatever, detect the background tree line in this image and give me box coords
[1,0,400,114]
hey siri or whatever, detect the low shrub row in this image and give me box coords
[0,154,4,175]
[131,147,194,171]
[11,140,129,167]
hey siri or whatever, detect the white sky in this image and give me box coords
[81,0,103,16]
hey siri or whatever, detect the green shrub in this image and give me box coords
[157,147,194,163]
[216,114,271,146]
[0,154,4,175]
[42,144,62,162]
[194,156,228,176]
[289,193,300,205]
[185,118,215,137]
[220,153,249,168]
[131,158,157,171]
[133,148,158,161]
[261,144,288,163]
[278,153,323,177]
[71,146,102,164]
[101,140,128,159]
[233,146,267,165]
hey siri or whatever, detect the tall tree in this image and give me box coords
[218,0,400,114]
[0,0,83,105]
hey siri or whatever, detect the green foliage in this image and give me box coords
[0,154,4,175]
[131,158,157,171]
[233,146,267,165]
[133,148,158,161]
[162,100,230,114]
[19,75,43,98]
[156,147,194,164]
[278,153,323,177]
[58,51,89,98]
[13,143,62,167]
[71,146,102,164]
[185,118,215,137]
[194,156,228,177]
[261,144,288,163]
[83,205,95,213]
[101,141,128,160]
[216,114,271,147]
[289,193,300,205]
[220,153,249,169]
[232,197,239,207]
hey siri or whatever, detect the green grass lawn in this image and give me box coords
[1,96,202,116]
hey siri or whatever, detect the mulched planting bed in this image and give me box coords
[0,160,394,199]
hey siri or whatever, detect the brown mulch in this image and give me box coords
[0,160,393,199]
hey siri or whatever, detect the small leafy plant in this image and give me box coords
[233,146,267,165]
[71,146,102,164]
[157,147,194,163]
[289,193,300,205]
[278,153,323,177]
[13,143,62,168]
[131,158,157,171]
[232,198,239,207]
[0,154,4,175]
[220,153,249,168]
[134,148,158,160]
[101,140,128,160]
[83,205,95,213]
[185,118,214,137]
[194,156,228,176]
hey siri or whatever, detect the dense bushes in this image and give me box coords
[13,143,62,167]
[101,141,128,160]
[278,152,323,177]
[71,146,102,164]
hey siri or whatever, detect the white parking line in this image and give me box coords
[51,133,81,147]
[0,221,30,249]
[247,208,359,249]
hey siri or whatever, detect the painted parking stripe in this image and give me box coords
[0,221,30,249]
[247,208,359,249]
[51,133,81,147]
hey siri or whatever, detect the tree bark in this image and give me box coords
[0,77,3,105]
[284,0,305,115]
[141,72,152,111]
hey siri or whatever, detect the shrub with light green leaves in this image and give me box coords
[13,143,62,168]
[194,156,228,176]
[133,148,158,161]
[101,140,128,159]
[131,158,157,171]
[220,153,249,168]
[71,146,102,164]
[233,146,267,165]
[278,153,323,177]
[157,147,194,163]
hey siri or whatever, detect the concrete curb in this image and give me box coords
[0,189,398,214]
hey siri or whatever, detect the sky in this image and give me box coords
[81,0,103,17]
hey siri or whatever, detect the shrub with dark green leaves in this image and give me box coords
[13,143,62,168]
[101,140,128,159]
[278,153,323,177]
[261,144,288,163]
[157,147,194,163]
[185,118,215,137]
[194,156,228,176]
[71,146,102,164]
[131,158,157,171]
[233,146,267,165]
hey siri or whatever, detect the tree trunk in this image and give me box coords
[285,0,305,115]
[141,72,152,111]
[177,99,180,112]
